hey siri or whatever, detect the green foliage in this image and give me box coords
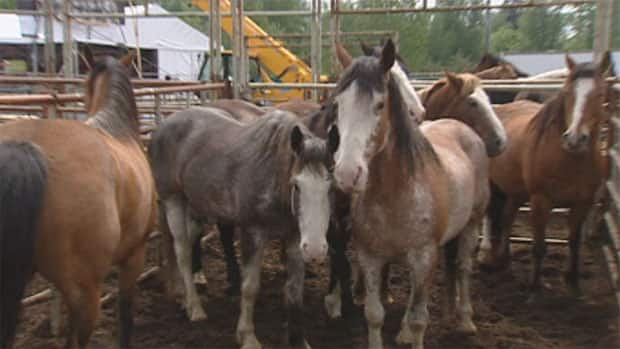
[0,0,15,9]
[491,26,527,53]
[154,1,617,73]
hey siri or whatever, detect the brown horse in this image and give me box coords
[474,64,519,80]
[331,39,488,349]
[420,72,507,156]
[0,51,157,348]
[478,53,614,298]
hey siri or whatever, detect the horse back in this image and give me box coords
[0,119,156,282]
[149,108,246,222]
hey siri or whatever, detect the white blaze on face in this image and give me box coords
[566,78,594,136]
[296,166,330,263]
[390,63,426,120]
[471,86,506,154]
[334,82,383,193]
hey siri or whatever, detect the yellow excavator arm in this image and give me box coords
[192,0,313,85]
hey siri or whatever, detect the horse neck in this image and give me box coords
[87,80,140,143]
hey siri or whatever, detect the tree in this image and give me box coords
[491,26,527,53]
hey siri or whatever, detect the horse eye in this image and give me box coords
[469,99,478,108]
[375,102,385,113]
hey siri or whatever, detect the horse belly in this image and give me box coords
[436,150,477,245]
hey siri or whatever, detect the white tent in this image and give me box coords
[3,4,213,80]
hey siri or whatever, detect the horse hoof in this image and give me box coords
[456,321,477,335]
[324,294,342,319]
[188,306,207,322]
[240,337,262,349]
[395,328,414,345]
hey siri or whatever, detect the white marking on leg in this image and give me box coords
[165,198,206,321]
[324,281,342,319]
[358,251,385,349]
[236,239,265,349]
[456,223,478,335]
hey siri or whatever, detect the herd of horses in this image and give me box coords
[1,40,618,349]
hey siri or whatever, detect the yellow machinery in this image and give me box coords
[193,0,325,103]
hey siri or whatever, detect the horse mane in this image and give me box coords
[420,73,481,104]
[233,111,322,205]
[387,74,439,173]
[85,57,140,141]
[527,91,566,146]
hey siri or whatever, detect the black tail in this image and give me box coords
[487,182,507,243]
[0,141,48,348]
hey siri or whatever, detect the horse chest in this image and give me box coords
[351,186,437,259]
[528,153,601,205]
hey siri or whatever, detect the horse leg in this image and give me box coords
[283,238,310,349]
[396,248,437,349]
[236,231,265,349]
[565,205,588,297]
[164,196,206,321]
[529,194,552,298]
[442,238,458,323]
[358,250,386,349]
[218,223,241,296]
[117,244,146,348]
[381,264,393,304]
[324,221,354,320]
[62,282,101,348]
[456,221,478,335]
[479,196,520,271]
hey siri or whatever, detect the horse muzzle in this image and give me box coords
[562,131,589,153]
[300,239,328,263]
[334,162,368,194]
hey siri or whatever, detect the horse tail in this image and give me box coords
[487,181,507,238]
[0,141,48,348]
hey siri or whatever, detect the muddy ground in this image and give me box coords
[14,212,620,349]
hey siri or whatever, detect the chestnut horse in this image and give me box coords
[0,51,157,348]
[331,39,487,349]
[478,53,614,299]
[149,108,339,349]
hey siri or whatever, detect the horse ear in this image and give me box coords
[82,45,95,70]
[335,43,353,69]
[327,124,340,155]
[380,39,396,73]
[360,41,374,56]
[120,49,137,68]
[290,125,304,156]
[597,51,612,76]
[444,71,463,92]
[565,54,577,71]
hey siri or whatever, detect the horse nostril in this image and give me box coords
[353,166,362,186]
[579,134,588,143]
[562,132,569,140]
[301,242,308,251]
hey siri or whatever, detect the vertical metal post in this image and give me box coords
[44,0,56,75]
[311,0,322,101]
[62,0,73,78]
[231,0,244,99]
[593,0,613,60]
[484,0,491,52]
[31,3,40,74]
[329,0,341,78]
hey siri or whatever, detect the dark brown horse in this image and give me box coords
[478,53,614,299]
[0,51,157,348]
[149,108,339,349]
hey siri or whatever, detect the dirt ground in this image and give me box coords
[14,212,620,349]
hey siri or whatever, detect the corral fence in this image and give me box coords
[0,0,617,339]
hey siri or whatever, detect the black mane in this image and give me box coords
[86,57,140,141]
